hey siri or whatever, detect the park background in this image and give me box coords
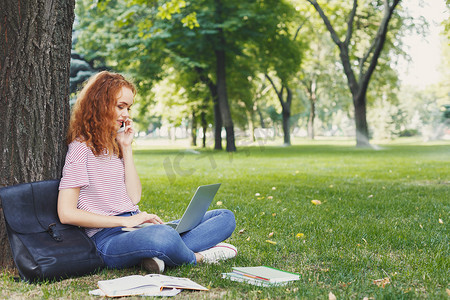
[68,0,449,148]
[0,0,449,299]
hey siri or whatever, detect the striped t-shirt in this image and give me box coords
[59,140,139,237]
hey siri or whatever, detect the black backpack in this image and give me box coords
[0,180,104,282]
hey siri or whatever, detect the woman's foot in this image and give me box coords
[197,243,238,264]
[141,257,165,273]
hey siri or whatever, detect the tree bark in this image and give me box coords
[281,109,291,145]
[0,0,75,268]
[266,74,292,146]
[195,67,222,150]
[214,0,236,152]
[354,94,369,146]
[200,110,207,148]
[191,110,197,146]
[308,97,316,140]
[213,95,223,150]
[215,48,235,152]
[307,79,317,140]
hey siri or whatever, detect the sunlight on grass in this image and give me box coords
[1,139,449,299]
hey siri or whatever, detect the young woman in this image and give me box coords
[57,71,237,273]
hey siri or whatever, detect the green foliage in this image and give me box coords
[72,0,436,143]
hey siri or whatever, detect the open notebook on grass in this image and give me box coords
[122,183,221,234]
[96,274,208,297]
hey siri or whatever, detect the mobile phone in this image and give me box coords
[117,121,125,133]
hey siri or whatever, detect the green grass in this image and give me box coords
[1,140,449,299]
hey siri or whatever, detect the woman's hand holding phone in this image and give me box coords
[116,118,134,147]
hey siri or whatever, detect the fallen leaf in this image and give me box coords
[373,277,390,288]
[439,218,444,224]
[296,233,305,239]
[265,240,277,245]
[311,200,322,205]
[329,291,336,300]
[446,288,450,296]
[238,228,245,234]
[216,201,223,206]
[272,213,276,217]
[268,232,274,238]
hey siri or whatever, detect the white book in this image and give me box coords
[226,266,299,284]
[97,274,208,297]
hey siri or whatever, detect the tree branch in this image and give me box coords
[308,0,359,95]
[266,73,287,110]
[359,0,400,96]
[265,73,280,97]
[306,0,342,46]
[293,23,305,41]
[344,0,358,45]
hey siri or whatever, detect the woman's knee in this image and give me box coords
[221,209,236,229]
[139,225,181,247]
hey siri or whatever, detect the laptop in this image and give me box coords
[122,183,221,234]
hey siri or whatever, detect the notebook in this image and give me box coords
[122,183,221,234]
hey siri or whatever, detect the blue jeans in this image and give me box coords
[91,209,236,268]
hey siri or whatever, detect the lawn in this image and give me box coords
[1,139,449,299]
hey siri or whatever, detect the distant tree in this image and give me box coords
[248,0,305,145]
[0,0,75,268]
[307,0,401,147]
[70,52,99,96]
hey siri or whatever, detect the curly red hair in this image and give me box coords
[67,71,136,158]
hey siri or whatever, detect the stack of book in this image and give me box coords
[222,266,300,287]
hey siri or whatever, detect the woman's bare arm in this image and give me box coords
[57,188,161,228]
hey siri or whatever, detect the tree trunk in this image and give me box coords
[0,0,75,268]
[213,95,223,150]
[282,86,292,146]
[246,109,256,142]
[191,110,197,146]
[266,75,292,146]
[195,67,222,150]
[214,0,236,152]
[201,111,207,148]
[308,100,316,140]
[354,94,370,147]
[215,48,236,152]
[282,110,291,145]
[256,105,266,128]
[307,80,317,140]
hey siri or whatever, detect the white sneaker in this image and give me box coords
[141,257,165,273]
[198,243,238,264]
